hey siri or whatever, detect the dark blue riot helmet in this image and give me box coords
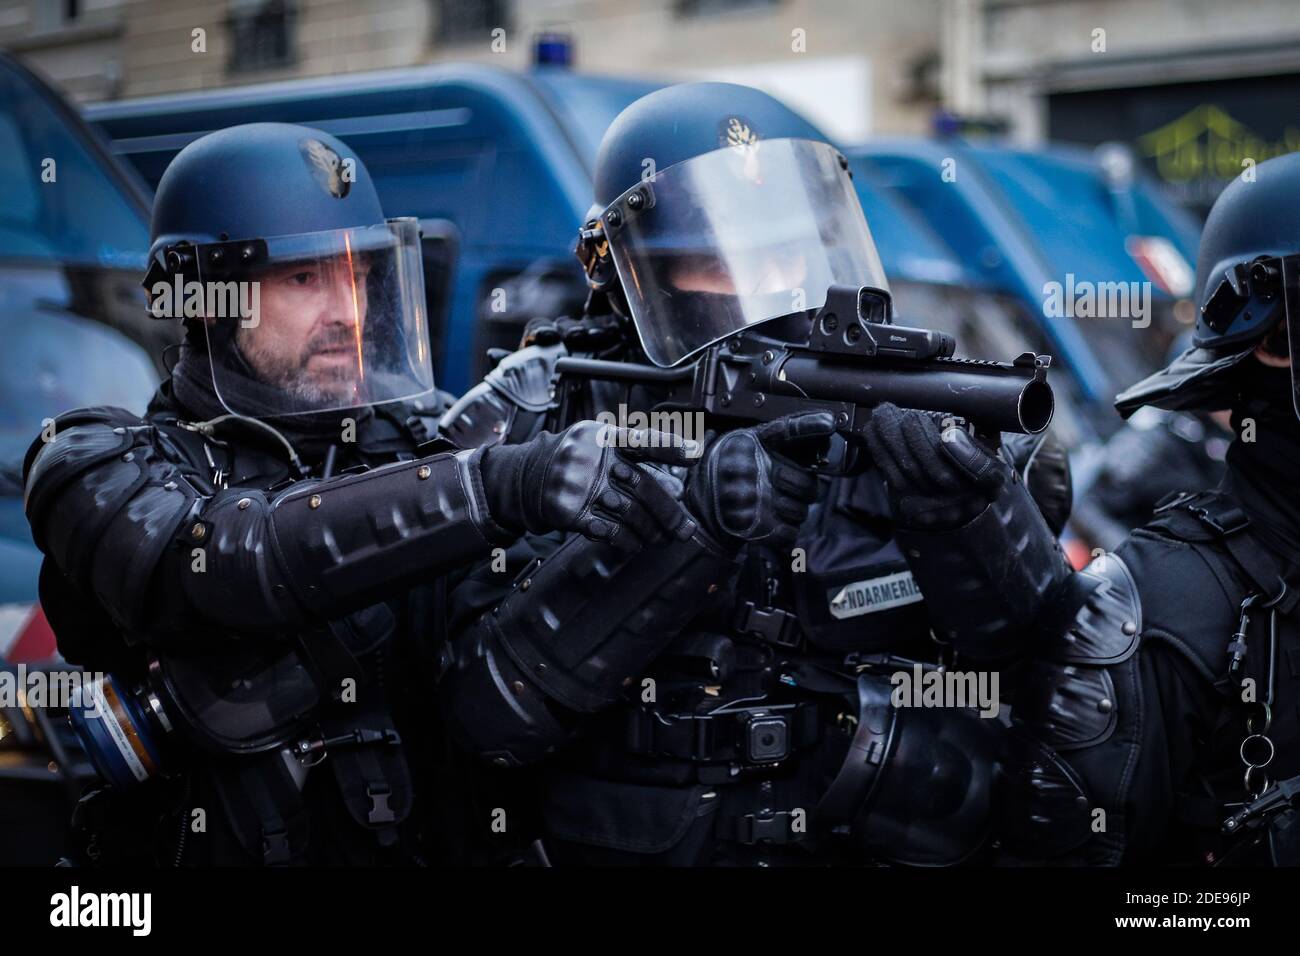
[590,82,826,208]
[1117,152,1300,422]
[576,83,890,367]
[144,122,435,418]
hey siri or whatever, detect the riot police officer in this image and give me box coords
[22,123,696,865]
[1072,334,1231,552]
[994,151,1300,865]
[436,84,1073,866]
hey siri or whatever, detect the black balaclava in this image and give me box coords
[169,321,374,466]
[1223,361,1300,565]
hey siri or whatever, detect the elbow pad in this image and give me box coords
[442,529,738,766]
[1004,552,1144,863]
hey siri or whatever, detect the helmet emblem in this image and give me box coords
[300,138,351,199]
[722,117,759,150]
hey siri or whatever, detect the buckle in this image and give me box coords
[1152,492,1250,535]
[366,784,396,825]
[1192,504,1250,536]
[735,602,801,648]
[262,829,291,865]
[730,810,800,846]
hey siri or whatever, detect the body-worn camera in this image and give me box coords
[746,714,791,763]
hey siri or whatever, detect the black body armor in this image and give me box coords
[438,334,1073,866]
[1007,488,1300,866]
[22,382,498,865]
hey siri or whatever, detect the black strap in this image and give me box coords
[716,808,807,846]
[624,701,820,764]
[326,738,409,839]
[733,601,802,649]
[208,755,310,866]
[1157,491,1295,609]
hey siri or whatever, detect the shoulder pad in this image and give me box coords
[1003,430,1072,537]
[23,407,145,517]
[23,410,199,627]
[1040,552,1141,666]
[439,343,564,450]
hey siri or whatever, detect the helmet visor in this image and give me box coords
[189,218,433,417]
[600,138,888,367]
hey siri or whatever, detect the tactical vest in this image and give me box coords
[1145,490,1300,866]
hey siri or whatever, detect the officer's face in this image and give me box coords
[237,255,372,403]
[669,252,807,296]
[1254,342,1292,368]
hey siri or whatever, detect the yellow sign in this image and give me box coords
[1138,105,1300,182]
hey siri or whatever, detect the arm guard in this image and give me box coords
[440,529,739,767]
[1002,429,1073,537]
[895,470,1073,661]
[23,407,505,636]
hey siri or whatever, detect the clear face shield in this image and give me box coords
[1280,255,1300,422]
[169,217,434,417]
[596,138,889,368]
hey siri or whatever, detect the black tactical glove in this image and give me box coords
[476,420,699,550]
[862,402,1011,531]
[684,411,834,551]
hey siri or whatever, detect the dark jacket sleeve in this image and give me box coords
[22,406,505,643]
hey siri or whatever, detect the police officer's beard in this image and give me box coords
[1224,364,1300,564]
[238,326,362,407]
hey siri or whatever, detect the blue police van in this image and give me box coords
[0,52,159,642]
[0,51,141,862]
[851,138,1203,438]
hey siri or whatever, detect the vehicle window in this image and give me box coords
[0,309,157,471]
[0,59,158,475]
[0,62,149,269]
